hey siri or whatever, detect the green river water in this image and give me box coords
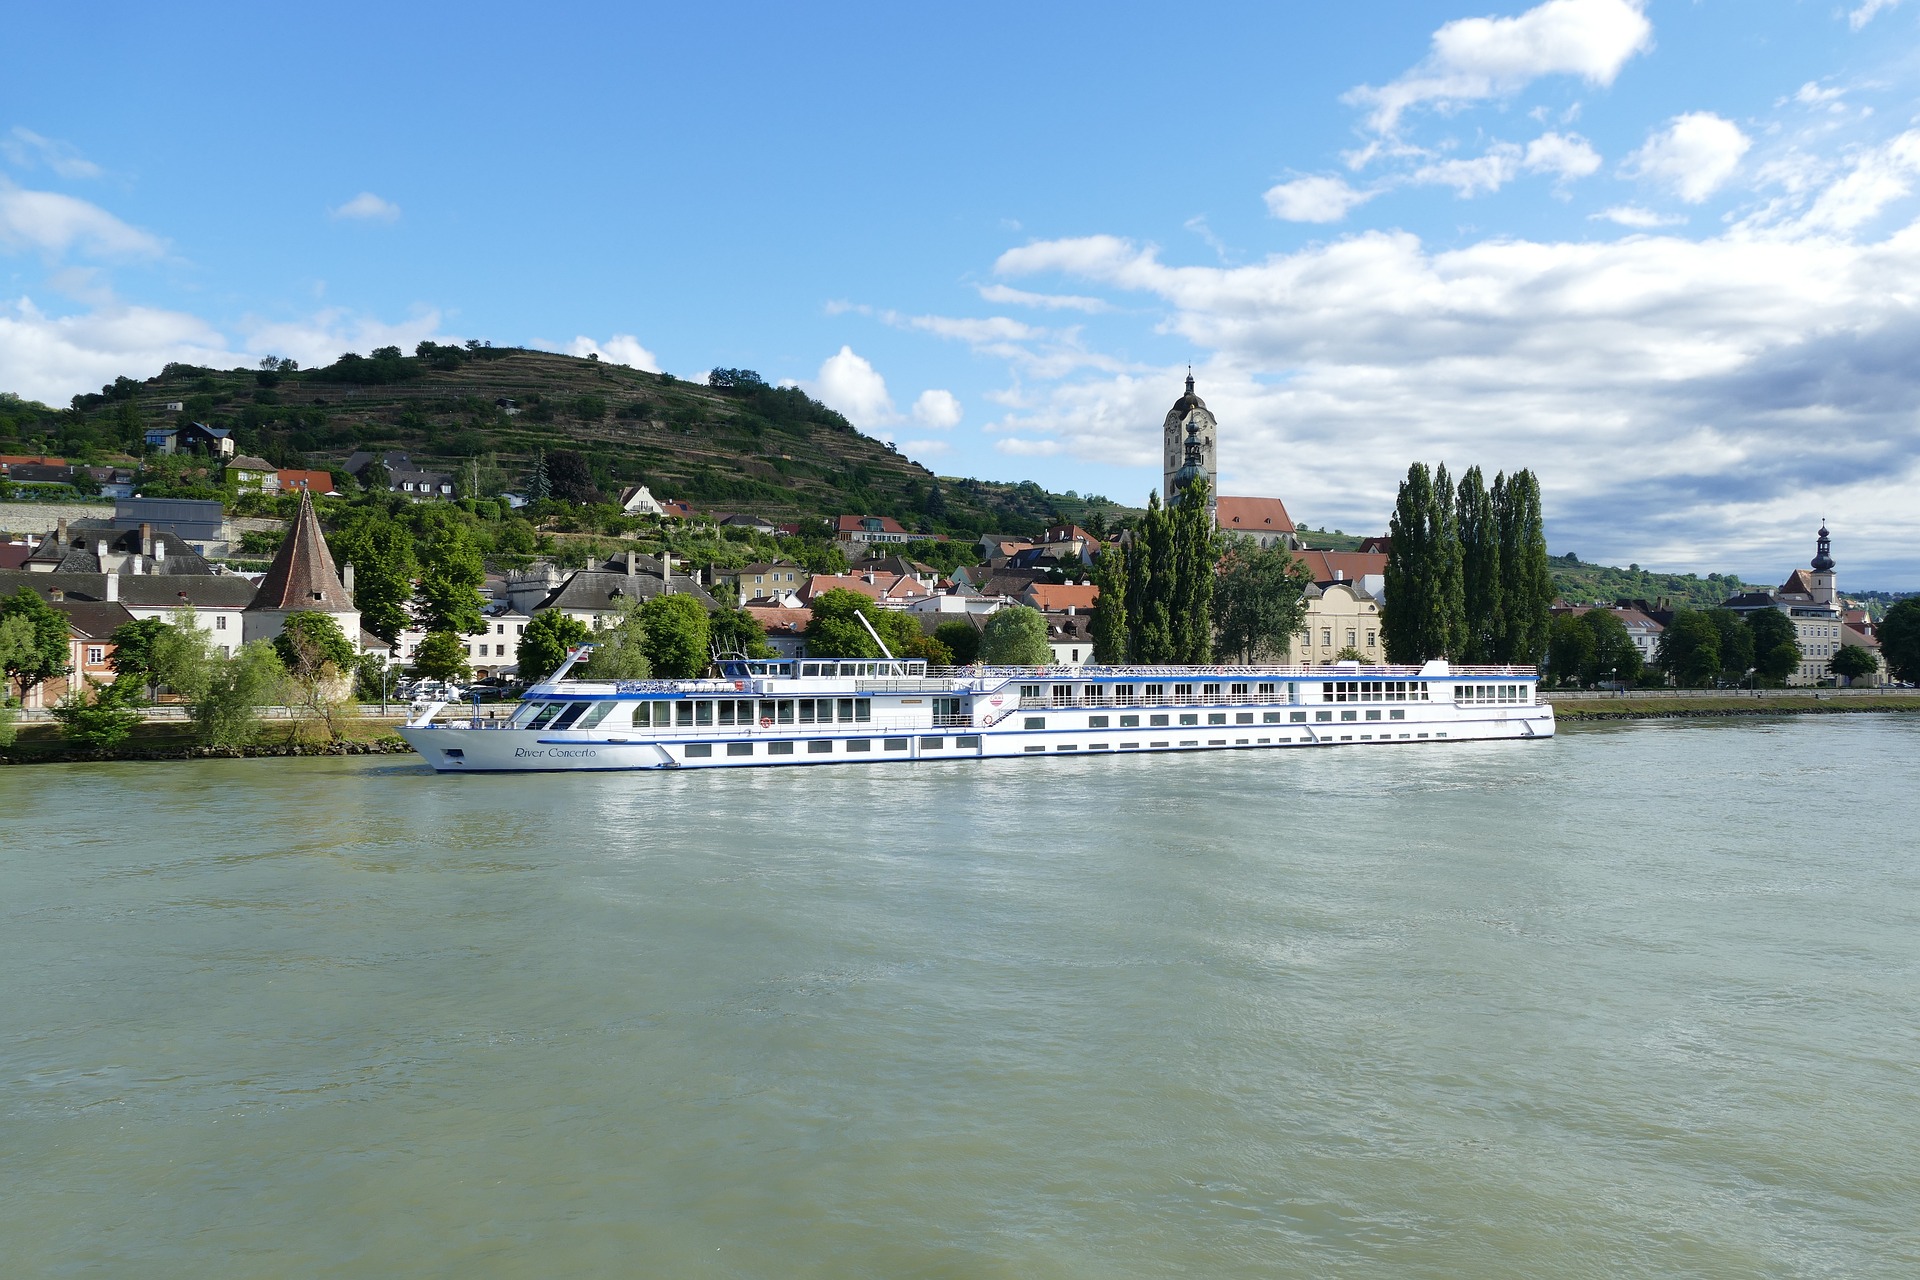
[3,717,1918,1278]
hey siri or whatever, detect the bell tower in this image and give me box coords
[1808,524,1836,608]
[1161,370,1217,506]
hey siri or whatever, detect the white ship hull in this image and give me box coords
[400,658,1553,773]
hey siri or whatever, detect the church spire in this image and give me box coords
[1811,522,1834,573]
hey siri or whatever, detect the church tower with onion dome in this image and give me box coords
[1162,371,1217,509]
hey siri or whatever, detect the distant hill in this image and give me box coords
[1548,552,1756,611]
[0,346,1136,539]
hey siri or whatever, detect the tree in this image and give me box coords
[1880,598,1920,684]
[1456,466,1503,663]
[415,525,486,635]
[581,600,653,680]
[1091,543,1128,663]
[1383,463,1459,662]
[0,587,71,698]
[410,631,473,684]
[1547,613,1596,686]
[51,678,144,750]
[547,449,599,504]
[1705,608,1754,680]
[1167,477,1217,663]
[518,611,590,682]
[150,607,215,702]
[639,594,710,678]
[329,513,416,644]
[981,605,1052,665]
[1493,470,1553,664]
[1211,538,1314,662]
[1746,609,1801,683]
[274,612,358,740]
[707,602,775,660]
[106,617,170,692]
[1130,492,1174,663]
[935,619,981,665]
[525,449,551,503]
[1578,609,1642,686]
[1657,608,1722,687]
[1830,644,1878,685]
[191,641,286,748]
[805,588,884,658]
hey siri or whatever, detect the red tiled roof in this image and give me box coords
[834,514,910,535]
[745,605,811,636]
[1025,582,1100,611]
[1215,495,1296,534]
[1293,549,1387,584]
[278,468,336,494]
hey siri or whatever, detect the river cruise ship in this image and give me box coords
[399,647,1551,772]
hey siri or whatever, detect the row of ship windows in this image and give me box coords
[514,697,874,731]
[685,736,983,757]
[680,733,1450,758]
[1024,709,1413,729]
[1018,681,1441,706]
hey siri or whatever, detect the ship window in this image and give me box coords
[1316,711,1332,722]
[1119,714,1139,728]
[1089,715,1109,728]
[1340,710,1357,722]
[956,736,981,749]
[1143,684,1164,705]
[695,701,714,727]
[1390,709,1405,720]
[1025,717,1046,730]
[1237,713,1254,724]
[675,702,693,727]
[651,703,671,727]
[768,741,794,755]
[1052,684,1073,706]
[577,703,615,730]
[527,702,565,730]
[1365,710,1381,721]
[1264,712,1281,723]
[727,742,753,756]
[855,699,871,724]
[1257,683,1276,698]
[549,702,591,730]
[884,738,909,751]
[777,699,795,724]
[1207,712,1226,725]
[807,740,833,754]
[685,743,712,757]
[1290,711,1307,723]
[1231,683,1249,700]
[1174,684,1194,703]
[1114,685,1136,705]
[717,700,736,727]
[1149,714,1169,727]
[837,698,855,723]
[847,739,872,752]
[798,698,816,724]
[759,700,777,724]
[921,737,944,749]
[1178,713,1198,726]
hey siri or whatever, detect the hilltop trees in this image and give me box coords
[1384,465,1551,665]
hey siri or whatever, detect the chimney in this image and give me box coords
[141,522,153,558]
[130,554,142,576]
[56,517,68,546]
[97,537,109,564]
[50,588,64,603]
[1334,569,1344,582]
[1067,604,1076,616]
[106,570,119,602]
[626,550,637,577]
[660,552,674,591]
[342,562,355,594]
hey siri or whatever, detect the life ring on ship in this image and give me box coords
[734,681,745,691]
[759,716,773,728]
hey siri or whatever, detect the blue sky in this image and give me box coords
[5,0,1920,585]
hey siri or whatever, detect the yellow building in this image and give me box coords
[1293,581,1384,665]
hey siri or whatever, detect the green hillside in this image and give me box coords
[1548,552,1755,611]
[0,346,1121,539]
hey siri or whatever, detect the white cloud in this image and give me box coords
[1345,0,1652,136]
[1,128,103,179]
[0,181,164,258]
[1793,81,1845,108]
[1849,0,1900,30]
[566,333,660,371]
[975,283,1110,312]
[1627,113,1751,203]
[329,192,401,222]
[911,388,962,428]
[0,296,230,404]
[1592,205,1686,228]
[1265,175,1376,222]
[898,438,952,457]
[1524,131,1603,180]
[1412,144,1523,196]
[239,308,445,370]
[987,185,1920,581]
[804,345,896,425]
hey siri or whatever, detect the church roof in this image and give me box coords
[247,490,354,612]
[1164,372,1209,422]
[1216,496,1296,535]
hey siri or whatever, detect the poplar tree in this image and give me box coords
[1456,466,1502,663]
[1430,463,1466,660]
[1383,464,1443,661]
[1135,492,1174,663]
[1091,542,1128,663]
[1168,477,1216,663]
[1494,470,1553,664]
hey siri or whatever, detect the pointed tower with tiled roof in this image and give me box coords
[242,489,361,648]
